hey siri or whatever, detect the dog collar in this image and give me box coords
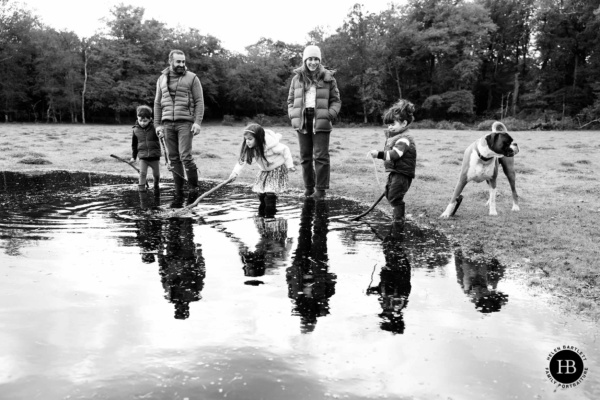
[475,146,493,161]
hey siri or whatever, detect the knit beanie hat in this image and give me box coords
[303,45,322,62]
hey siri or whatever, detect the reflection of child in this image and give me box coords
[240,217,292,278]
[229,123,296,218]
[130,105,161,193]
[369,100,416,230]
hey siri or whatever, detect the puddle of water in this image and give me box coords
[1,171,599,399]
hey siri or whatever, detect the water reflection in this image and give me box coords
[455,250,509,313]
[287,199,337,334]
[367,224,412,334]
[239,217,292,283]
[157,218,206,319]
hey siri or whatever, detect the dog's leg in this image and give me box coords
[440,175,468,218]
[499,157,520,211]
[486,177,498,216]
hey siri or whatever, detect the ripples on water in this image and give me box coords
[0,171,598,400]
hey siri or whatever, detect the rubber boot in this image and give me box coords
[258,193,266,217]
[186,168,200,203]
[312,189,326,201]
[170,164,185,209]
[391,204,406,239]
[153,180,160,197]
[264,193,277,218]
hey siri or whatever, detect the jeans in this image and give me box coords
[163,121,196,171]
[139,159,160,185]
[297,128,330,190]
[385,173,412,207]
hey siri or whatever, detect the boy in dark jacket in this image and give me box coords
[369,99,417,233]
[130,105,161,193]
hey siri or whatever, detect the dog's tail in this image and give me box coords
[492,121,508,133]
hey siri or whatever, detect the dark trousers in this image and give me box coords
[297,109,330,190]
[385,173,412,207]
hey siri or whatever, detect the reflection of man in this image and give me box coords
[154,49,204,202]
[158,218,206,319]
[367,224,411,334]
[286,199,336,333]
[455,250,508,313]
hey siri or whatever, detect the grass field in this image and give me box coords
[1,123,599,320]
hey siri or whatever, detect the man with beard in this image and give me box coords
[154,49,204,204]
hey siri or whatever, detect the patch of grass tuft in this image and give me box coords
[18,157,51,165]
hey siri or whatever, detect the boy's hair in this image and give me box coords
[239,123,268,165]
[382,99,416,126]
[136,105,153,119]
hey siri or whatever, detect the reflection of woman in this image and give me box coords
[367,225,411,334]
[286,199,336,333]
[287,45,341,200]
[454,250,508,313]
[157,218,206,319]
[239,217,292,280]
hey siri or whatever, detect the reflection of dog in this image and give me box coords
[440,121,520,218]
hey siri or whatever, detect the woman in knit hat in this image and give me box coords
[287,45,341,200]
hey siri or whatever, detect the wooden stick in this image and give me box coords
[185,178,234,209]
[350,191,386,221]
[110,154,141,173]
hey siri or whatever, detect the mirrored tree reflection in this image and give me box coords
[367,224,412,334]
[157,218,206,320]
[287,199,337,334]
[239,217,293,285]
[454,250,508,313]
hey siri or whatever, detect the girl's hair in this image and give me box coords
[382,99,416,126]
[239,123,268,165]
[136,105,152,118]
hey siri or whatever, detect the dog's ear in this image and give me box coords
[485,132,496,148]
[492,121,508,133]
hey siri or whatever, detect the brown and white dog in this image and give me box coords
[440,121,519,218]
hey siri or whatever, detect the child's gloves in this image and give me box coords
[228,171,238,182]
[368,150,379,158]
[129,157,136,163]
[289,166,297,172]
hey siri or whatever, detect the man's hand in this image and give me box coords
[156,125,164,138]
[192,123,201,136]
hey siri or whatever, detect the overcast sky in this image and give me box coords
[20,0,401,53]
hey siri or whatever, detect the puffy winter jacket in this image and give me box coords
[287,67,341,133]
[380,131,417,178]
[154,67,204,125]
[132,122,161,160]
[231,129,294,175]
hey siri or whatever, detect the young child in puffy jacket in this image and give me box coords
[229,123,296,218]
[369,99,417,235]
[130,105,161,193]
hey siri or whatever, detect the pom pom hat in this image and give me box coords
[303,45,322,63]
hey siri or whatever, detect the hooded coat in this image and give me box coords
[287,67,341,133]
[232,129,295,175]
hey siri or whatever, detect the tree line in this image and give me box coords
[2,0,600,127]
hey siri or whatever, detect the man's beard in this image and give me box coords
[175,66,185,74]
